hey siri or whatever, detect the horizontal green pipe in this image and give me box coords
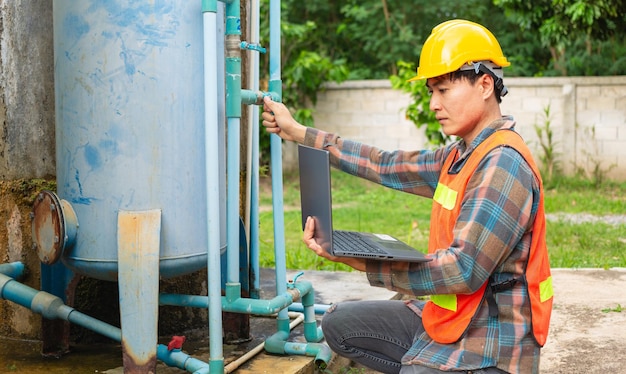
[160,280,314,316]
[241,89,281,106]
[159,292,296,315]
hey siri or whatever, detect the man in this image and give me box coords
[262,19,553,374]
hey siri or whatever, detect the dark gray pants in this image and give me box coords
[321,300,507,374]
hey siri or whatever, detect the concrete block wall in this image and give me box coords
[313,80,428,151]
[311,77,626,181]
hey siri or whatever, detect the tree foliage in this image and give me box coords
[256,0,626,151]
[494,0,626,75]
[390,61,449,147]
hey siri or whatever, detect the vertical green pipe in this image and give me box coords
[225,0,241,119]
[267,0,290,338]
[300,284,324,342]
[225,0,242,288]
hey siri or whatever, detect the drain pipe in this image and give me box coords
[203,0,226,373]
[158,312,307,374]
[159,278,311,317]
[245,0,261,300]
[0,268,212,373]
[0,272,121,342]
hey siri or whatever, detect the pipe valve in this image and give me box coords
[240,41,266,54]
[287,271,304,289]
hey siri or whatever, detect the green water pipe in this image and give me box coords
[202,0,217,12]
[159,280,311,317]
[1,268,216,374]
[296,279,325,343]
[240,89,280,106]
[264,330,332,370]
[160,291,296,315]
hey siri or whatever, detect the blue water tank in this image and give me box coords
[51,1,225,281]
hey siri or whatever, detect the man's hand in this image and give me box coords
[303,216,367,272]
[261,96,307,143]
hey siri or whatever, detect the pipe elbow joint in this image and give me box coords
[293,280,315,306]
[311,342,332,370]
[304,323,324,343]
[264,330,289,355]
[282,341,332,371]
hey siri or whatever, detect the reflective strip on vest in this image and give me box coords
[433,183,458,210]
[430,294,458,312]
[540,275,554,303]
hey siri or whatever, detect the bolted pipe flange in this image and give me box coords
[31,191,79,265]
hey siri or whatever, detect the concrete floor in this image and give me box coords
[2,268,626,373]
[93,267,626,373]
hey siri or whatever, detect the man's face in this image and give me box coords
[426,75,487,142]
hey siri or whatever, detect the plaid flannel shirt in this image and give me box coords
[303,117,543,373]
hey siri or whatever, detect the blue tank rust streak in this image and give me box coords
[53,0,224,281]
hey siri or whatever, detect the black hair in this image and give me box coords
[448,69,506,103]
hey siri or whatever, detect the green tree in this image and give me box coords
[255,0,626,156]
[494,0,626,75]
[338,0,523,78]
[390,61,450,147]
[258,0,349,164]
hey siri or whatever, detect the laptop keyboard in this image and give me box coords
[333,230,387,255]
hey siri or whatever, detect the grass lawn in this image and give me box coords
[258,170,626,271]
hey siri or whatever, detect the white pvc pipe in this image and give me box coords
[246,0,261,295]
[203,4,224,366]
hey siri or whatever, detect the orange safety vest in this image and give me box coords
[422,129,553,346]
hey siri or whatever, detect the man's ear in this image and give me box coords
[479,73,495,100]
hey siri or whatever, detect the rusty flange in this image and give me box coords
[31,191,78,265]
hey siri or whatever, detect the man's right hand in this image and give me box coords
[261,96,307,143]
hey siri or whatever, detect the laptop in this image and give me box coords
[298,144,431,263]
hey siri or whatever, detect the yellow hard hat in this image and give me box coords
[409,19,510,81]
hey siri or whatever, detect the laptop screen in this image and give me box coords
[298,144,334,253]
